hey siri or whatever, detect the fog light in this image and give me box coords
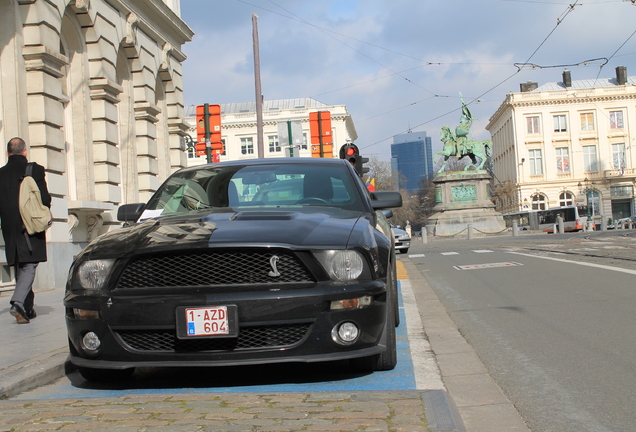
[82,332,101,351]
[73,308,99,319]
[332,321,360,346]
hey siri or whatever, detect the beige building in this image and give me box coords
[184,98,358,165]
[0,0,193,292]
[487,67,636,225]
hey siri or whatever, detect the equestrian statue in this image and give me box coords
[434,97,492,173]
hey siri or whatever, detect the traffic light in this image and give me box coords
[339,143,366,176]
[195,104,223,161]
[309,111,333,157]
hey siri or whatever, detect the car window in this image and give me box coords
[143,163,365,217]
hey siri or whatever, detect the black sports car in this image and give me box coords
[65,158,402,382]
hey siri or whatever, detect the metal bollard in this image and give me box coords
[467,224,474,240]
[512,220,518,237]
[422,230,427,244]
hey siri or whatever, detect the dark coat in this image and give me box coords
[0,154,51,265]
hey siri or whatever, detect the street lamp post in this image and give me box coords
[577,177,596,229]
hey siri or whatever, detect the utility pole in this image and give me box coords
[252,14,264,158]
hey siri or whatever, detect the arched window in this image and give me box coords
[532,193,547,210]
[559,192,574,207]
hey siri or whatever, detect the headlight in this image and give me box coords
[315,250,364,281]
[77,259,115,290]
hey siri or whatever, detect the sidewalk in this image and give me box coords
[0,287,69,399]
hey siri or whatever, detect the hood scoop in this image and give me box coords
[231,211,296,221]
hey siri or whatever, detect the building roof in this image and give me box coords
[536,76,636,92]
[184,98,329,117]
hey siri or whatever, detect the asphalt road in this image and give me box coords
[409,231,636,432]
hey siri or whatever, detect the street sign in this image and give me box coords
[277,120,303,157]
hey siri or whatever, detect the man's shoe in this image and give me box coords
[26,308,36,320]
[10,304,30,324]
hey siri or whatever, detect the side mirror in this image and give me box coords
[381,209,393,219]
[117,203,145,222]
[370,191,402,210]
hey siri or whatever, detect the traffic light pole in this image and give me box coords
[287,121,294,157]
[203,103,212,164]
[318,114,324,158]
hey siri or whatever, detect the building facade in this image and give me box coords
[185,98,358,165]
[390,131,433,193]
[487,67,636,224]
[0,0,193,293]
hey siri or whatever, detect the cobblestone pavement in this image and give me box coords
[0,392,434,432]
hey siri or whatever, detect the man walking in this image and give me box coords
[0,137,51,324]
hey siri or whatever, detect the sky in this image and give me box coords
[179,0,636,161]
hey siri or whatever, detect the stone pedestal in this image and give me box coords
[427,171,505,236]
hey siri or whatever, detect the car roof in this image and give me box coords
[176,158,351,174]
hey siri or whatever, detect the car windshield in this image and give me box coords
[142,163,365,217]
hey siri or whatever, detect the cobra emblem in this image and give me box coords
[268,255,281,277]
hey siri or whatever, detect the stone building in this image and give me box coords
[0,0,193,293]
[487,67,636,224]
[184,98,358,165]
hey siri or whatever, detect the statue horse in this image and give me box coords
[435,126,491,173]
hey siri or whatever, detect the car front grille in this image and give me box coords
[115,323,311,352]
[116,249,314,288]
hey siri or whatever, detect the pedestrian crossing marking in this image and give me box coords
[441,252,459,255]
[454,262,523,270]
[472,250,493,253]
[408,254,425,258]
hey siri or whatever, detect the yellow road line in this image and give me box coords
[396,259,408,280]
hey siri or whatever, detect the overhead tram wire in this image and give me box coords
[594,25,636,80]
[235,0,527,102]
[263,0,437,96]
[360,0,583,152]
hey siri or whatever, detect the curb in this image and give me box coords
[0,351,68,400]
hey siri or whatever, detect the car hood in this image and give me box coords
[83,208,367,259]
[392,227,408,236]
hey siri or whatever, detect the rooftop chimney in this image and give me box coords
[616,66,627,85]
[563,69,572,88]
[520,81,538,92]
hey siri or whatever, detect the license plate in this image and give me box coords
[176,305,238,339]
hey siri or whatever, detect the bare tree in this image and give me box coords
[364,156,398,191]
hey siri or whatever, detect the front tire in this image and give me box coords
[350,267,398,371]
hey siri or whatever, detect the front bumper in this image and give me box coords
[65,280,389,369]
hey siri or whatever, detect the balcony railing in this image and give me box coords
[604,168,636,179]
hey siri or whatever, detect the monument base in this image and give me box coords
[426,171,505,237]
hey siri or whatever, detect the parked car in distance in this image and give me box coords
[608,216,636,229]
[389,221,411,254]
[65,158,403,382]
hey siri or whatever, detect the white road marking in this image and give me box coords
[441,252,459,255]
[507,251,636,275]
[408,254,425,258]
[400,280,445,390]
[472,250,494,253]
[454,262,523,270]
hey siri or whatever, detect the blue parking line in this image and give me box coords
[16,282,416,399]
